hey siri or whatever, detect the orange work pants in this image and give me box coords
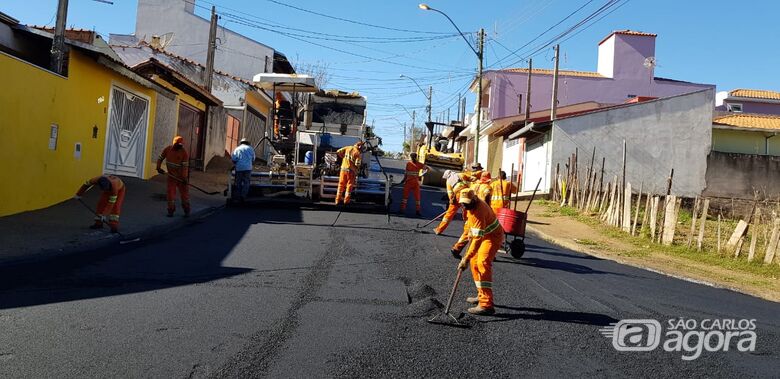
[400,180,421,212]
[167,177,191,214]
[434,202,460,234]
[469,230,503,309]
[95,187,125,229]
[335,170,356,204]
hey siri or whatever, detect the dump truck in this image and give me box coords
[417,121,466,187]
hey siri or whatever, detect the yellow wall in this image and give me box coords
[0,50,158,216]
[246,90,271,115]
[712,129,780,156]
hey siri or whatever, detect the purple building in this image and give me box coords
[715,89,780,115]
[464,30,715,176]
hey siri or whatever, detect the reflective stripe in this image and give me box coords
[405,171,420,176]
[501,196,510,201]
[441,217,450,223]
[484,219,500,234]
[475,281,492,289]
[470,219,500,237]
[108,215,120,221]
[341,168,351,172]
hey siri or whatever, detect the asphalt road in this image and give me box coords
[0,158,778,378]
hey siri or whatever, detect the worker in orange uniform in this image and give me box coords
[399,152,429,216]
[335,140,365,205]
[451,172,491,258]
[457,189,504,315]
[490,170,517,214]
[74,175,126,233]
[157,136,190,217]
[434,171,476,235]
[474,171,493,203]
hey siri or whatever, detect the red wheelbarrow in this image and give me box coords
[496,177,541,259]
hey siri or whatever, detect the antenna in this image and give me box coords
[158,32,175,49]
[643,56,657,69]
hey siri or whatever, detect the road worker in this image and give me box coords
[231,138,255,203]
[434,170,476,235]
[465,162,483,178]
[335,140,364,205]
[156,136,190,217]
[74,175,126,233]
[490,170,517,214]
[474,171,493,204]
[457,188,504,315]
[399,152,429,216]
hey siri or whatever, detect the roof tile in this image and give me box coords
[713,114,780,130]
[499,67,603,78]
[728,89,780,101]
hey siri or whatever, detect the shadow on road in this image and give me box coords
[0,208,305,310]
[487,305,619,326]
[495,256,631,277]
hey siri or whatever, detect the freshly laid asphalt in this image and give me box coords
[0,158,778,378]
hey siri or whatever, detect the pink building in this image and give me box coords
[464,30,715,178]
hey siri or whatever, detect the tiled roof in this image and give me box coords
[713,114,780,131]
[499,67,604,78]
[728,89,780,101]
[599,30,657,45]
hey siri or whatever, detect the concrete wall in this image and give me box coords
[0,50,158,216]
[549,89,714,197]
[204,106,228,165]
[704,151,780,199]
[712,128,780,156]
[152,94,177,162]
[136,0,274,80]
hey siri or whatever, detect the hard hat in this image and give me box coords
[480,171,492,183]
[410,152,418,160]
[470,163,481,170]
[239,138,249,145]
[97,176,111,191]
[458,189,476,205]
[173,136,184,145]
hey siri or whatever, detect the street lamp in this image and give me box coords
[399,74,432,122]
[419,3,484,163]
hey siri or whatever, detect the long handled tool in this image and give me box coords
[77,198,141,245]
[427,267,471,328]
[163,171,221,195]
[416,210,447,229]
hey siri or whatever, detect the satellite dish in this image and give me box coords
[643,56,657,69]
[158,32,175,49]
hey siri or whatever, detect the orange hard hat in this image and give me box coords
[172,136,184,145]
[480,171,492,182]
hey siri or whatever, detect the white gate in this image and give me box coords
[104,86,150,178]
[522,136,549,192]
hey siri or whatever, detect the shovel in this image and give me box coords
[416,210,447,229]
[163,171,222,195]
[427,267,471,328]
[76,198,141,245]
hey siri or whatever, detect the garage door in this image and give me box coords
[522,136,549,192]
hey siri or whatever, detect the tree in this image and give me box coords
[292,55,331,89]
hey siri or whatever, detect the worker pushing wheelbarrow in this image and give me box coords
[495,177,542,259]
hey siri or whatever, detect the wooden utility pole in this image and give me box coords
[50,0,69,74]
[427,86,433,122]
[550,45,560,121]
[524,58,532,125]
[204,6,219,91]
[474,28,485,161]
[411,110,416,154]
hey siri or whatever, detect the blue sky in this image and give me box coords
[4,0,778,151]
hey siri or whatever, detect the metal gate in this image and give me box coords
[104,86,150,178]
[522,136,549,192]
[177,103,205,168]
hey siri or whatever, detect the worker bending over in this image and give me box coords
[335,140,365,205]
[399,152,428,216]
[157,136,190,217]
[457,189,504,315]
[74,175,126,233]
[434,170,476,235]
[490,170,517,214]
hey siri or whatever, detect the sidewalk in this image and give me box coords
[0,175,225,266]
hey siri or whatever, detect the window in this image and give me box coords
[727,103,743,113]
[627,94,637,98]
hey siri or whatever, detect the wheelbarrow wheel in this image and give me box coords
[508,239,526,259]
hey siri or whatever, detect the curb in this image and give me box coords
[525,224,770,300]
[0,203,225,268]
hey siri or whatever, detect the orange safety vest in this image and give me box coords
[490,180,517,208]
[158,145,190,179]
[337,145,362,172]
[404,161,426,184]
[77,175,125,197]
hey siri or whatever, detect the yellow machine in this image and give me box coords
[417,121,465,187]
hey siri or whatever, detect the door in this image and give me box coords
[522,136,549,192]
[225,115,240,156]
[177,103,205,167]
[104,86,150,178]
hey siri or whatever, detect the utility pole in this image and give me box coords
[50,0,69,74]
[524,58,532,126]
[474,28,485,163]
[550,45,560,121]
[427,86,433,122]
[204,6,218,91]
[411,110,417,155]
[403,122,407,152]
[456,93,461,121]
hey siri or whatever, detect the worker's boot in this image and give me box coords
[415,210,422,217]
[467,306,495,316]
[89,221,103,230]
[465,296,479,305]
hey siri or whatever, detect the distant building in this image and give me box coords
[715,89,780,115]
[464,30,714,176]
[131,0,294,80]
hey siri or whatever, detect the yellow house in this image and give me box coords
[712,114,780,155]
[0,22,175,216]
